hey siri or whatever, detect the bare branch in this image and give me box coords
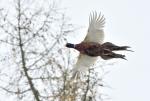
[0,86,30,94]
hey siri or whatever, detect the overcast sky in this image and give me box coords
[61,0,150,101]
[0,0,150,101]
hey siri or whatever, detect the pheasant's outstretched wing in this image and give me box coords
[84,12,105,43]
[72,12,105,79]
[72,54,98,79]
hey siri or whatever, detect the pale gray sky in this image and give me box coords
[62,0,150,101]
[0,0,150,101]
[61,0,150,101]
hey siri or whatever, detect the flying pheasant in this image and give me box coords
[66,12,132,79]
[66,42,131,60]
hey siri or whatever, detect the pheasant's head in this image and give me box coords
[66,43,75,48]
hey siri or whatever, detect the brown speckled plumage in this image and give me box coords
[75,42,101,54]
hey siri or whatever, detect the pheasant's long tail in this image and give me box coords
[111,46,133,52]
[113,53,127,60]
[101,50,127,60]
[102,42,133,52]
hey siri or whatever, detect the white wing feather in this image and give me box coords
[72,12,105,79]
[84,12,105,43]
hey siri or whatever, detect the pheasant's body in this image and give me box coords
[75,42,101,55]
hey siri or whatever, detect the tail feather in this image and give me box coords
[102,42,133,52]
[111,46,133,52]
[101,51,127,60]
[111,46,129,51]
[113,53,127,60]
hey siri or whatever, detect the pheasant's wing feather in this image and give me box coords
[75,55,98,71]
[84,12,105,43]
[72,54,98,79]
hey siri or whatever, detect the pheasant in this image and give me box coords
[66,42,132,60]
[66,12,132,79]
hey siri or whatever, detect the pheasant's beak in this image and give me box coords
[65,43,69,47]
[65,43,69,48]
[65,43,75,48]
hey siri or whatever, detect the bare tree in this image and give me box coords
[0,0,107,101]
